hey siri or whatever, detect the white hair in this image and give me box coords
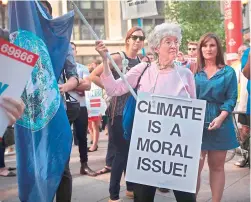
[147,23,182,54]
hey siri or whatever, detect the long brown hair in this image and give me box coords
[195,33,225,73]
[125,26,145,49]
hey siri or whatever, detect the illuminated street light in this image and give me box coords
[1,0,8,5]
[241,0,248,5]
[0,0,7,28]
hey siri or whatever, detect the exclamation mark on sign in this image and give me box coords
[183,165,187,177]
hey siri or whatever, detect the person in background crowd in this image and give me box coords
[242,27,250,80]
[183,54,189,61]
[137,53,144,60]
[140,52,155,63]
[90,26,144,202]
[176,51,185,62]
[187,41,198,59]
[234,27,250,167]
[96,22,197,202]
[87,58,103,152]
[69,42,97,176]
[242,49,250,80]
[41,1,79,202]
[187,41,198,73]
[0,97,25,177]
[232,45,249,167]
[176,51,190,68]
[88,59,102,73]
[236,42,250,167]
[233,45,248,103]
[87,107,101,152]
[195,33,239,202]
[145,52,154,62]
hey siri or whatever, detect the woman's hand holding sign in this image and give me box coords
[0,96,25,126]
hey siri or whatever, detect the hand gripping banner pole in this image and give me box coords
[70,1,137,99]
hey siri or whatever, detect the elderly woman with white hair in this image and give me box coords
[95,23,196,202]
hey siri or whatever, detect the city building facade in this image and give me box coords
[51,0,166,65]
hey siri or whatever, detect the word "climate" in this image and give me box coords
[137,101,203,121]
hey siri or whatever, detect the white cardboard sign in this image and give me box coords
[121,0,158,20]
[0,39,38,137]
[85,83,107,117]
[126,92,206,193]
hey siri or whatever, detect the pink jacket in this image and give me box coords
[101,62,196,99]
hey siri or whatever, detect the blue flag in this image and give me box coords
[8,1,74,201]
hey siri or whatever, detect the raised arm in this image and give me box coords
[95,40,145,96]
[90,54,122,89]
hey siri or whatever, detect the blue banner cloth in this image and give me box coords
[8,1,74,201]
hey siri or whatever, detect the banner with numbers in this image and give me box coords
[0,38,38,137]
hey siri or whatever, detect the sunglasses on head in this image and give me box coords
[188,48,196,51]
[130,35,145,41]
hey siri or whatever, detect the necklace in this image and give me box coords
[156,60,174,70]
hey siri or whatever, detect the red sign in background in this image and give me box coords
[224,0,243,64]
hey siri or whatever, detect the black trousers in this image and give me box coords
[56,160,72,202]
[134,184,196,202]
[55,107,89,202]
[109,116,134,200]
[105,119,116,167]
[73,107,88,163]
[0,138,5,168]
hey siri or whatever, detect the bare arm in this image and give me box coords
[89,66,104,88]
[75,77,91,92]
[59,77,78,93]
[59,45,79,93]
[89,54,122,89]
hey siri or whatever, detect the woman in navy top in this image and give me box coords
[195,33,238,202]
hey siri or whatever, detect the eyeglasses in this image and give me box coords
[130,35,145,41]
[188,48,197,51]
[164,40,179,47]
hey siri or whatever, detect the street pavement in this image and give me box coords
[0,132,250,202]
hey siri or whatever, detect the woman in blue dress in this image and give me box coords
[195,33,239,202]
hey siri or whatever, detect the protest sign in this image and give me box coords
[126,92,206,193]
[121,0,158,20]
[86,83,107,117]
[0,38,38,137]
